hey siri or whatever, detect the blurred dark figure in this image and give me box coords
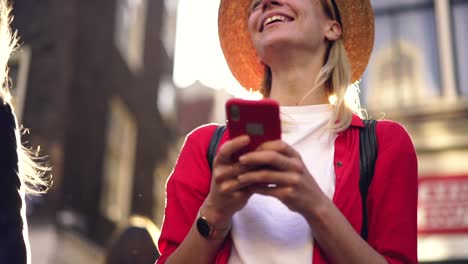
[105,215,160,264]
[0,1,50,264]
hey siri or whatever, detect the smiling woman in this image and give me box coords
[157,1,418,263]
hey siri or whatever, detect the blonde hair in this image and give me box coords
[260,0,363,133]
[0,0,51,194]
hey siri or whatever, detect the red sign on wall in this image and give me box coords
[418,175,468,234]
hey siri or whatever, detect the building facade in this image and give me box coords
[11,0,173,261]
[362,0,468,263]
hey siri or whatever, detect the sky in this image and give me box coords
[172,0,259,98]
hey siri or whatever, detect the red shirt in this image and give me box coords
[157,115,418,263]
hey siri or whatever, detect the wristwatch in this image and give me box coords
[196,210,231,240]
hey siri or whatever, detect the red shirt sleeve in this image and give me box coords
[157,125,217,263]
[367,121,418,263]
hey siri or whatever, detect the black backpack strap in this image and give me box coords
[359,119,378,241]
[207,125,226,173]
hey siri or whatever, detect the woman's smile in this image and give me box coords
[261,14,294,32]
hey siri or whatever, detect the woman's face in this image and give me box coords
[247,0,336,65]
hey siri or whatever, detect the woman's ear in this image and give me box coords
[325,20,342,41]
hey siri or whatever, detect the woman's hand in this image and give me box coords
[236,140,327,218]
[200,135,253,228]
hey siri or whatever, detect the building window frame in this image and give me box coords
[365,0,466,114]
[8,45,31,123]
[100,96,138,224]
[114,0,148,74]
[434,0,457,100]
[367,39,427,109]
[450,0,468,97]
[162,0,177,58]
[157,75,176,124]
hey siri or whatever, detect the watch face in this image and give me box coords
[197,217,211,238]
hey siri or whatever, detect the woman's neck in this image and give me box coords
[267,51,330,106]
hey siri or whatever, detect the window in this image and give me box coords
[162,0,178,58]
[372,0,433,9]
[7,46,31,123]
[452,0,468,96]
[361,1,441,109]
[365,40,428,109]
[100,97,138,224]
[115,0,147,73]
[361,0,442,109]
[157,75,176,123]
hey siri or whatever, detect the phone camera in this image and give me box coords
[230,105,240,121]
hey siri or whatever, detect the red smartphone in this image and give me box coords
[226,98,281,158]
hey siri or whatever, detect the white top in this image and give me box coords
[228,104,337,264]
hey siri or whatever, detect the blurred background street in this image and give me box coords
[6,0,468,263]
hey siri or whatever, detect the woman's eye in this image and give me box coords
[251,0,261,11]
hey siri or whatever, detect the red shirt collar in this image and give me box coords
[350,114,364,128]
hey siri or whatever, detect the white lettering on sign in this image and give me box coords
[418,176,468,234]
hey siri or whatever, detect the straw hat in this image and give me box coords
[218,0,375,91]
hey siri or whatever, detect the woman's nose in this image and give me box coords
[260,0,282,11]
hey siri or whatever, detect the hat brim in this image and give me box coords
[218,0,375,91]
